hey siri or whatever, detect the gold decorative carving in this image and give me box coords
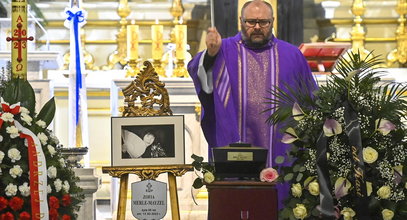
[350,0,371,59]
[387,0,407,66]
[170,0,184,24]
[102,0,130,70]
[102,164,193,180]
[122,61,173,116]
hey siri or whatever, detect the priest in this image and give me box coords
[187,0,317,207]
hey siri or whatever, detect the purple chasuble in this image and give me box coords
[188,33,317,208]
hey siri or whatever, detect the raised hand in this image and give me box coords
[206,27,222,57]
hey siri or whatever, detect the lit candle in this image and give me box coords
[127,21,139,60]
[175,19,187,60]
[151,19,164,60]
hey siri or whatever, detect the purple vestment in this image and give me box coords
[188,33,317,208]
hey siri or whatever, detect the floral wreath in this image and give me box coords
[0,79,83,220]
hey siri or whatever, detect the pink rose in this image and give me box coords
[260,167,279,182]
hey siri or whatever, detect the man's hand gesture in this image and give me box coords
[206,27,221,57]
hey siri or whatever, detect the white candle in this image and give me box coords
[127,21,139,60]
[175,19,187,60]
[151,19,164,60]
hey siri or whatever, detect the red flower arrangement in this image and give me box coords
[49,196,60,210]
[49,208,59,220]
[62,214,72,220]
[62,194,72,207]
[9,197,24,211]
[0,197,7,211]
[19,211,31,220]
[0,212,14,220]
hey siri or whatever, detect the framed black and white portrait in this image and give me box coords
[111,115,185,166]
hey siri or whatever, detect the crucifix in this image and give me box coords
[5,0,33,79]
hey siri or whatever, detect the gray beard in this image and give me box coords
[241,31,272,48]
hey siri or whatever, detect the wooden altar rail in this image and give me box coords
[102,164,193,220]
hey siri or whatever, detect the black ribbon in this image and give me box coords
[343,101,370,220]
[316,131,335,219]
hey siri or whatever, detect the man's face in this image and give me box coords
[143,133,155,146]
[240,3,274,48]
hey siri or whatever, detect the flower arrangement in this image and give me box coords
[191,154,215,189]
[266,52,407,219]
[0,79,83,219]
[259,167,279,183]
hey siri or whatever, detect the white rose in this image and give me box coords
[203,172,215,184]
[47,166,57,179]
[37,132,48,145]
[19,182,30,197]
[19,107,30,114]
[293,204,307,219]
[6,126,19,138]
[9,165,23,178]
[5,183,18,196]
[363,147,378,164]
[308,181,320,196]
[0,151,4,163]
[291,183,302,198]
[63,180,70,193]
[382,209,394,220]
[341,207,356,220]
[7,148,21,162]
[21,113,32,125]
[59,158,66,167]
[47,145,56,157]
[54,179,63,192]
[36,120,46,128]
[0,135,3,142]
[49,133,59,145]
[1,112,14,122]
[377,185,391,199]
[47,184,52,194]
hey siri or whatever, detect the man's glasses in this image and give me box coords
[243,19,272,28]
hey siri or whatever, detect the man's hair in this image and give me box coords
[241,0,273,19]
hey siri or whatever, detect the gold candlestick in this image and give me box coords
[103,0,130,70]
[152,19,165,77]
[126,59,140,78]
[170,0,185,24]
[387,0,407,66]
[350,0,371,59]
[173,59,189,78]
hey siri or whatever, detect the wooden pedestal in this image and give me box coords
[207,181,278,220]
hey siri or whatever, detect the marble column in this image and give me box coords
[74,168,101,220]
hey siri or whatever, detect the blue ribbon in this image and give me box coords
[66,10,85,125]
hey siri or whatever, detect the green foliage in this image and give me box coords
[2,78,36,114]
[36,97,56,129]
[0,79,84,219]
[191,154,215,189]
[267,51,407,219]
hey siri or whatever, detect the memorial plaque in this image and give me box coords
[131,180,167,220]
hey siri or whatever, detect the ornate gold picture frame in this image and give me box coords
[111,115,185,166]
